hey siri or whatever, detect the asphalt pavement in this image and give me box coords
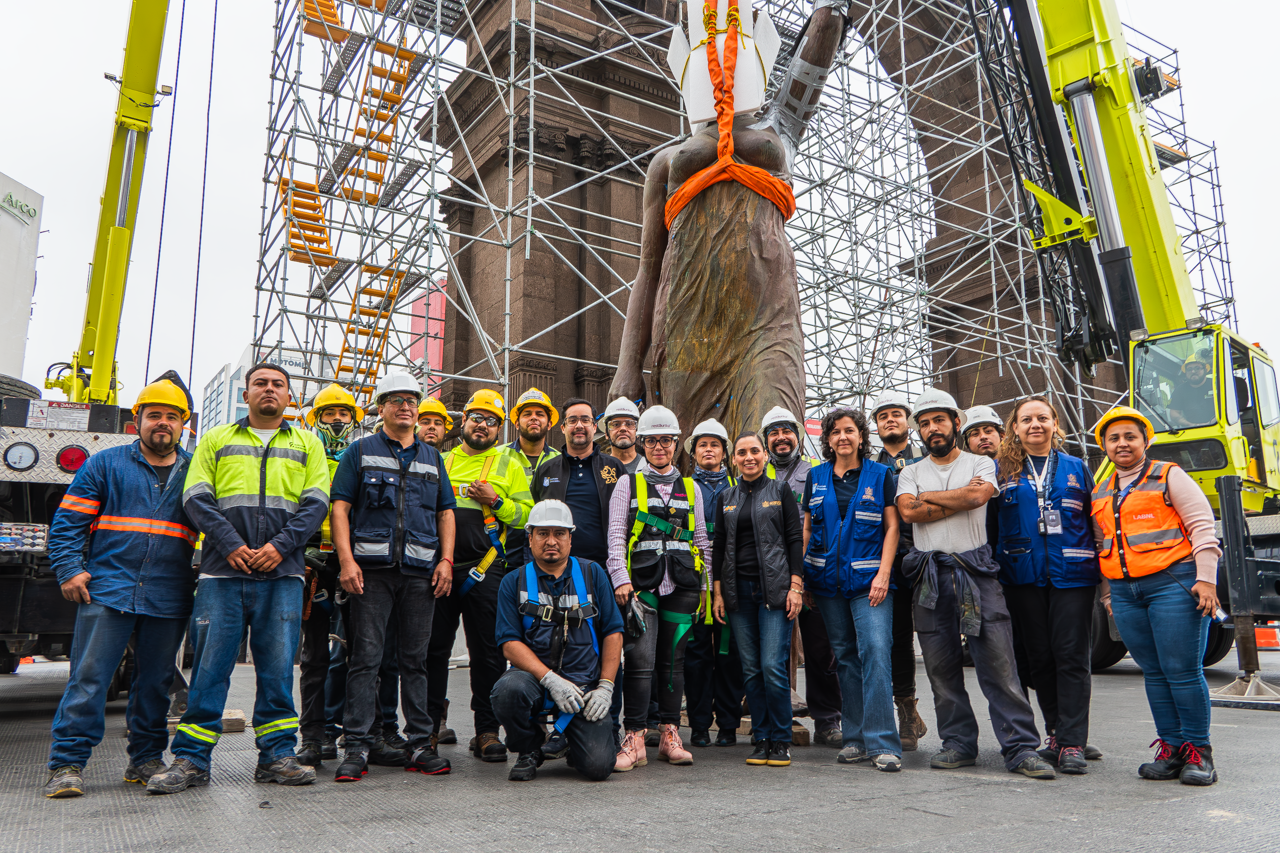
[2,651,1278,852]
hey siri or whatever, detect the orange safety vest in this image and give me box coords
[663,0,797,230]
[1090,459,1194,580]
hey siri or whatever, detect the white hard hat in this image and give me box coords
[637,405,681,437]
[909,388,967,431]
[684,418,730,454]
[963,405,1004,436]
[760,406,799,436]
[870,390,912,419]
[600,397,641,426]
[525,499,575,532]
[374,372,421,404]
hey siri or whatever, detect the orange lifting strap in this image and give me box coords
[664,0,797,230]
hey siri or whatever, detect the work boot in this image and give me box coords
[1179,743,1217,786]
[690,729,711,748]
[895,696,927,752]
[929,748,976,769]
[509,751,543,782]
[406,745,451,776]
[369,737,407,767]
[746,741,770,765]
[321,732,339,761]
[658,724,693,765]
[296,741,325,768]
[716,730,737,747]
[123,758,166,785]
[254,756,317,786]
[766,742,792,767]
[471,731,508,763]
[334,749,368,782]
[542,730,569,760]
[814,727,843,748]
[43,766,84,799]
[613,729,647,772]
[146,758,209,795]
[1011,754,1057,779]
[1057,746,1088,775]
[1138,738,1186,781]
[1084,743,1104,761]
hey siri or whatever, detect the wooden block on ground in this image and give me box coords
[792,724,810,746]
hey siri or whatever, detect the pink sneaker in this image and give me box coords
[614,729,648,772]
[658,724,693,765]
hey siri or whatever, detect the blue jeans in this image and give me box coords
[726,579,793,743]
[813,592,902,757]
[170,578,303,770]
[1109,561,1211,745]
[48,604,187,770]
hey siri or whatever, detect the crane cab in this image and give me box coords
[1127,324,1280,514]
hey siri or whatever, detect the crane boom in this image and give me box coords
[47,0,171,405]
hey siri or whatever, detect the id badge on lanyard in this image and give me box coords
[1027,454,1062,536]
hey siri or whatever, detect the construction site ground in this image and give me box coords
[1,652,1277,852]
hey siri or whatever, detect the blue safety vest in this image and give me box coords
[803,459,892,598]
[995,450,1100,588]
[347,432,444,574]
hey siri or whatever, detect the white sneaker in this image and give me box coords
[872,753,902,772]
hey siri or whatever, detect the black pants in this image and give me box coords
[491,669,614,781]
[684,618,745,732]
[1003,582,1094,748]
[323,601,399,737]
[891,560,918,700]
[345,571,436,751]
[298,568,339,743]
[623,588,700,730]
[426,564,507,735]
[796,603,842,731]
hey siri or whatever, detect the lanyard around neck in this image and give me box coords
[1023,451,1057,508]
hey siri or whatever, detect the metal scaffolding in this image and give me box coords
[253,0,1233,447]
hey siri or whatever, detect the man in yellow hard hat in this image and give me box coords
[43,379,200,798]
[1170,352,1214,429]
[417,397,453,448]
[427,388,534,762]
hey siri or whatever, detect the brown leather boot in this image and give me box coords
[895,696,928,752]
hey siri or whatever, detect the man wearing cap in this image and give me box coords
[492,500,624,782]
[43,380,199,799]
[761,406,842,748]
[895,389,1054,779]
[600,397,642,474]
[427,389,534,762]
[869,390,930,750]
[417,397,454,448]
[329,373,455,781]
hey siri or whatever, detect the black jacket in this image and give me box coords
[713,476,803,612]
[531,448,625,520]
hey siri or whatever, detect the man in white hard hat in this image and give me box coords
[868,389,929,752]
[607,406,712,770]
[895,389,1054,780]
[600,397,642,474]
[683,419,745,748]
[761,406,842,748]
[962,405,1004,459]
[492,500,624,782]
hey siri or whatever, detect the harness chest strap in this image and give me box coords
[627,476,701,559]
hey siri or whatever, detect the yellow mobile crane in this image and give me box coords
[970,0,1280,698]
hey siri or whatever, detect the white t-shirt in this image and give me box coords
[251,427,279,446]
[896,452,998,554]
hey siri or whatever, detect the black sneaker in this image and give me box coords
[1011,754,1057,779]
[123,758,166,785]
[814,727,843,748]
[1179,743,1216,786]
[321,734,339,761]
[1058,746,1088,775]
[542,730,569,760]
[43,766,84,799]
[436,727,458,745]
[255,757,317,786]
[296,741,325,768]
[690,729,711,748]
[146,758,210,795]
[930,748,976,769]
[766,742,791,766]
[1037,735,1061,765]
[369,737,407,767]
[746,740,770,765]
[334,750,368,783]
[509,751,542,782]
[383,731,409,751]
[1084,743,1103,761]
[1138,738,1186,781]
[406,745,451,776]
[716,730,737,747]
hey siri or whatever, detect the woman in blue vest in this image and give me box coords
[801,407,902,771]
[994,395,1099,776]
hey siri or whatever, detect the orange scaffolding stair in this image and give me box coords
[279,178,338,267]
[333,262,410,402]
[303,0,348,42]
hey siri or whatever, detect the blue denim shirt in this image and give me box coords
[47,442,197,618]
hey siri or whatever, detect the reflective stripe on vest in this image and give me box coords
[1090,460,1193,580]
[626,475,702,574]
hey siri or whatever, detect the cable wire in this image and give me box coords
[187,0,218,384]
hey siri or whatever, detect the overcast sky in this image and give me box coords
[2,0,1276,405]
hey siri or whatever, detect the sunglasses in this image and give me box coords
[466,413,501,428]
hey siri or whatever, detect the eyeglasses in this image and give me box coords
[565,415,595,425]
[466,412,501,428]
[642,436,674,448]
[608,418,637,429]
[383,395,419,409]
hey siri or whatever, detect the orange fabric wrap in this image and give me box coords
[664,0,796,230]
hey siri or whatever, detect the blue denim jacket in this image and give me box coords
[47,442,197,618]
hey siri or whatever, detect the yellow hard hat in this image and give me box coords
[464,388,506,421]
[510,387,559,428]
[1182,352,1211,373]
[417,396,454,430]
[305,383,365,426]
[1094,405,1155,446]
[133,380,191,422]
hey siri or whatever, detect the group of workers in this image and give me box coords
[40,366,1224,797]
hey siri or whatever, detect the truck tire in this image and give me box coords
[0,652,18,675]
[0,373,41,400]
[1202,620,1235,667]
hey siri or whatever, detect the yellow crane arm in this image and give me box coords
[48,0,170,405]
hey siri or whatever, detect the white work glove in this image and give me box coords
[581,679,614,722]
[540,670,585,714]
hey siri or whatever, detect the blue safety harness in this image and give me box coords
[520,558,601,733]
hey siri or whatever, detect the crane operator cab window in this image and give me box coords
[1132,329,1217,432]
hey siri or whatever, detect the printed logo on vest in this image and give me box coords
[762,500,782,508]
[1067,473,1080,488]
[601,466,617,484]
[1131,512,1156,520]
[863,487,874,500]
